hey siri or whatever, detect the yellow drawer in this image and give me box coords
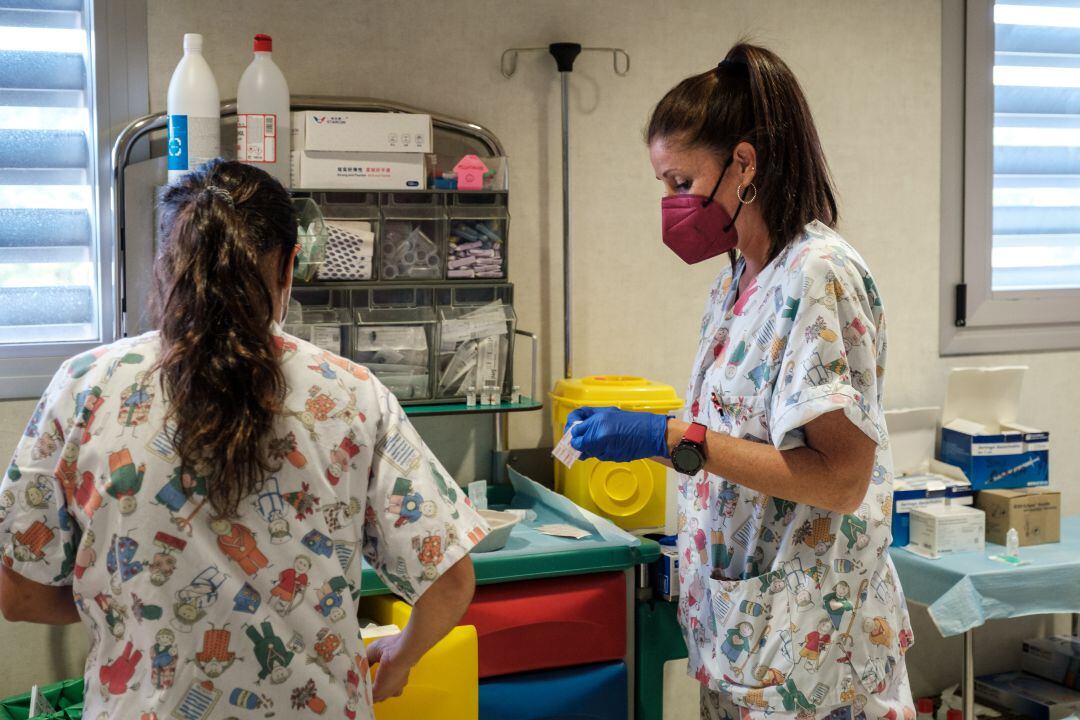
[358,594,478,720]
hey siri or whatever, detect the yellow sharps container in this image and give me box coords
[550,376,684,530]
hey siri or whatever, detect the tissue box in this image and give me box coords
[938,367,1049,491]
[885,407,974,547]
[1022,637,1080,690]
[976,671,1080,720]
[976,488,1060,546]
[293,110,433,153]
[294,151,426,190]
[908,504,985,559]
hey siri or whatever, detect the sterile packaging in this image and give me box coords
[436,301,514,399]
[1022,636,1080,690]
[975,671,1080,720]
[316,220,375,281]
[354,307,435,402]
[976,488,1061,547]
[907,503,985,559]
[886,407,974,547]
[293,111,433,153]
[294,150,426,190]
[938,366,1050,491]
[379,193,446,279]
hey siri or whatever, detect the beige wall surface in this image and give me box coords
[0,0,1076,706]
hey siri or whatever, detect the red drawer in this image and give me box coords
[462,571,627,679]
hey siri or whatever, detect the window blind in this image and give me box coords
[993,0,1080,291]
[0,0,96,344]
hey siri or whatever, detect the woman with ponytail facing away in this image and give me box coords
[564,44,916,719]
[0,160,489,719]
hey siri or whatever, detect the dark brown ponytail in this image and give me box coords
[151,159,297,517]
[646,41,838,260]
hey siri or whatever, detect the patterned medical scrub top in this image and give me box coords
[0,327,489,720]
[677,221,914,715]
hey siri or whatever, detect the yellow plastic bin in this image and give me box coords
[358,595,478,720]
[551,376,683,530]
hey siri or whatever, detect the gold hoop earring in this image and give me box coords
[737,182,757,205]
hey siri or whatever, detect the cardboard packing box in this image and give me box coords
[976,671,1080,720]
[976,488,1060,546]
[1022,636,1080,691]
[292,110,433,153]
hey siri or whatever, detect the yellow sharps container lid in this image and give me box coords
[551,375,683,409]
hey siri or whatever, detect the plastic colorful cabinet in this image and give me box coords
[479,661,628,720]
[551,376,683,530]
[461,571,627,678]
[357,594,479,720]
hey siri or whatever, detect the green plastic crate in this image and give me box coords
[0,678,83,720]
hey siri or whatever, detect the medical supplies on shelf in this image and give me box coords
[294,111,433,154]
[291,110,432,191]
[292,190,511,283]
[436,302,514,400]
[293,197,327,282]
[288,285,517,406]
[355,307,436,401]
[316,220,375,280]
[448,201,508,279]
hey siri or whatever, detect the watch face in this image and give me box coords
[672,444,704,475]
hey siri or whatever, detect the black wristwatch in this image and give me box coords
[670,422,707,475]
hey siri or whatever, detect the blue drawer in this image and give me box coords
[479,661,627,720]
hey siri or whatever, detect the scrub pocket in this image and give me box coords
[706,569,793,696]
[709,388,772,445]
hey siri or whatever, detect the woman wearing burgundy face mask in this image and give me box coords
[565,43,915,719]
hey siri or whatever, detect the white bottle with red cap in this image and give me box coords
[236,33,291,185]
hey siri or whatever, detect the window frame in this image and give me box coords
[941,0,1080,355]
[0,0,148,399]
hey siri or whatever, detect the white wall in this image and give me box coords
[0,0,1076,706]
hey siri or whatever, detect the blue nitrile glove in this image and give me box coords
[565,406,670,463]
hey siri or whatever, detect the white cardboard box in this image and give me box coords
[293,111,433,153]
[908,503,985,559]
[885,407,973,547]
[294,150,426,190]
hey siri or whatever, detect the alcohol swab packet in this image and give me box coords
[552,421,583,469]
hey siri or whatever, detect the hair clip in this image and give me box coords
[204,185,235,209]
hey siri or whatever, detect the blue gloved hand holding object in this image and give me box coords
[565,406,670,463]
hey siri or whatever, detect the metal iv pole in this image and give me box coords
[500,43,630,379]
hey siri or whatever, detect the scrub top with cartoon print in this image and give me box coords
[676,221,915,715]
[0,326,489,720]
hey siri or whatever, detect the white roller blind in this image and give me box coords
[0,0,97,344]
[993,0,1080,291]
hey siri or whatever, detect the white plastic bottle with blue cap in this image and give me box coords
[166,33,221,182]
[237,34,291,185]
